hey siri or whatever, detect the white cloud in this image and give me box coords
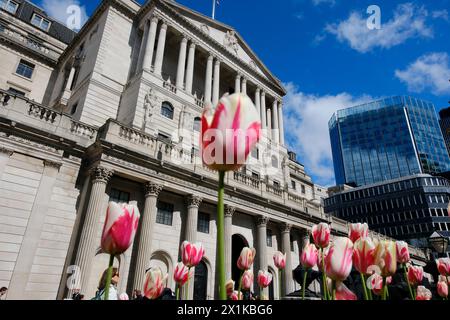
[283,83,373,186]
[432,9,449,21]
[312,0,336,6]
[41,0,88,31]
[395,52,450,96]
[325,3,434,53]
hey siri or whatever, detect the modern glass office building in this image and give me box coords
[324,174,450,256]
[329,96,450,187]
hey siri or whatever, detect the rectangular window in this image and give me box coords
[301,185,306,194]
[251,148,259,159]
[0,0,19,14]
[7,87,25,96]
[109,188,130,203]
[31,13,51,31]
[291,180,296,190]
[266,229,273,247]
[156,201,174,226]
[16,59,35,79]
[197,212,210,234]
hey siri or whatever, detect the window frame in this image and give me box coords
[197,212,210,234]
[161,101,174,120]
[31,13,51,32]
[15,59,35,79]
[156,201,174,226]
[1,0,19,15]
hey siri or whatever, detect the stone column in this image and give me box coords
[261,91,267,130]
[133,182,163,291]
[185,195,202,243]
[184,41,196,94]
[212,59,221,106]
[241,78,247,95]
[224,205,235,280]
[204,55,214,104]
[65,67,76,91]
[272,100,280,143]
[176,36,188,89]
[185,195,202,299]
[235,74,241,94]
[278,102,285,145]
[256,215,269,297]
[136,20,149,72]
[7,160,61,299]
[281,223,293,297]
[142,17,159,72]
[74,167,113,294]
[267,108,272,132]
[0,147,13,179]
[154,22,168,76]
[255,88,261,116]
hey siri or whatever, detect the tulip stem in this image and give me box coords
[321,249,328,300]
[185,267,191,300]
[217,171,226,301]
[302,270,308,300]
[278,269,282,300]
[403,264,414,300]
[103,254,114,301]
[237,270,244,300]
[360,273,369,301]
[382,277,388,301]
[176,284,180,301]
[332,280,336,301]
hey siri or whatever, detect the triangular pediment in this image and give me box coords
[160,0,284,94]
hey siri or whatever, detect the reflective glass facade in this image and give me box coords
[329,96,450,187]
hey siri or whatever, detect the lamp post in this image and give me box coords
[429,231,449,258]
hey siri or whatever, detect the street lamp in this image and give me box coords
[429,231,449,258]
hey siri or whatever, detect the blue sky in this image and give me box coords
[37,0,450,187]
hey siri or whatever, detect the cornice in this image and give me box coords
[139,0,285,98]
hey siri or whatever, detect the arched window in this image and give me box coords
[161,101,174,119]
[193,117,201,132]
[272,156,278,168]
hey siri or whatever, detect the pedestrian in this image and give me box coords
[93,267,120,300]
[0,287,7,300]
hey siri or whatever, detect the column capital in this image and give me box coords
[242,78,247,83]
[189,41,197,49]
[181,36,188,43]
[256,215,269,227]
[281,223,292,233]
[214,59,221,66]
[0,147,13,157]
[224,205,236,218]
[150,16,159,24]
[160,22,168,30]
[91,166,113,184]
[261,91,266,97]
[145,181,163,197]
[207,54,214,61]
[255,87,260,93]
[186,195,202,208]
[235,74,241,80]
[43,160,62,170]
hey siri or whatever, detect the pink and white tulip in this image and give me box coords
[201,93,261,172]
[436,258,450,276]
[230,291,241,301]
[257,271,272,288]
[370,274,392,296]
[325,237,354,282]
[143,267,167,300]
[416,286,432,300]
[374,240,397,277]
[301,243,318,270]
[173,262,190,286]
[241,270,254,291]
[437,275,448,298]
[237,247,256,271]
[312,223,330,249]
[273,251,286,270]
[226,280,235,297]
[407,266,424,286]
[396,241,410,264]
[119,293,129,300]
[348,223,369,243]
[353,237,376,275]
[101,202,140,255]
[181,241,205,268]
[335,282,358,300]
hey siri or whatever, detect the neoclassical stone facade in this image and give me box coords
[0,0,426,300]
